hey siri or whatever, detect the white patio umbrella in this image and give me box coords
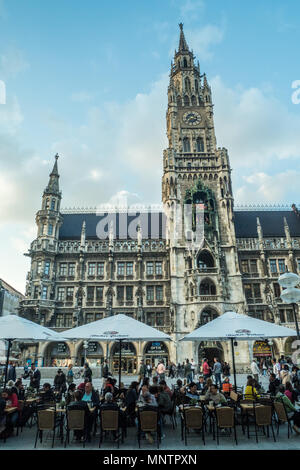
[180,311,297,389]
[0,315,66,387]
[60,314,172,386]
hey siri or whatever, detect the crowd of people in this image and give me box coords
[1,354,300,442]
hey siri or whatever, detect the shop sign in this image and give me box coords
[253,341,272,357]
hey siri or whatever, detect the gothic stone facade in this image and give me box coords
[19,26,300,371]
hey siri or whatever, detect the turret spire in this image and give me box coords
[178,23,189,52]
[45,153,60,194]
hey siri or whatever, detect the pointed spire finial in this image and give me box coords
[179,22,183,31]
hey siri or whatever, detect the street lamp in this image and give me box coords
[279,272,300,340]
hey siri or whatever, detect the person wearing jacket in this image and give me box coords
[83,363,93,382]
[29,364,41,390]
[280,364,292,386]
[250,359,260,382]
[54,369,67,393]
[244,377,260,400]
[268,373,280,396]
[157,385,172,414]
[275,385,300,434]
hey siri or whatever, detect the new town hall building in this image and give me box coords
[19,25,300,373]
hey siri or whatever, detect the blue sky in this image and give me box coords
[0,0,300,292]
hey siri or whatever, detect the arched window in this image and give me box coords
[199,279,216,296]
[177,95,182,106]
[191,95,197,106]
[185,77,191,93]
[197,251,215,270]
[183,137,191,152]
[200,308,218,325]
[51,198,56,210]
[183,57,188,68]
[196,137,204,152]
[184,95,190,106]
[195,79,199,92]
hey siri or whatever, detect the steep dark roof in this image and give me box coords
[234,211,300,238]
[59,210,300,240]
[59,212,166,240]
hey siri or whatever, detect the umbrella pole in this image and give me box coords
[119,339,122,389]
[230,338,237,392]
[4,339,12,388]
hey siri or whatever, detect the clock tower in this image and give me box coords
[163,24,248,366]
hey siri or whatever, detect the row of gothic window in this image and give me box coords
[182,137,204,153]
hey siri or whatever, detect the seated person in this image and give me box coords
[268,373,281,396]
[244,377,260,400]
[159,380,173,399]
[82,382,100,407]
[222,377,233,395]
[204,384,227,406]
[99,392,125,439]
[1,388,20,433]
[138,392,163,443]
[175,379,183,391]
[152,376,159,387]
[196,376,206,394]
[157,385,173,414]
[14,379,25,401]
[115,382,127,400]
[66,383,77,405]
[68,390,91,441]
[102,378,115,396]
[275,384,300,434]
[40,383,55,403]
[138,384,158,406]
[77,377,90,391]
[125,382,139,425]
[186,382,199,401]
[285,382,298,404]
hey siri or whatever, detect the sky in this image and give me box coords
[0,0,300,293]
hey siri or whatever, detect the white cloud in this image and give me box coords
[235,171,300,204]
[212,76,300,167]
[0,47,29,79]
[187,25,224,61]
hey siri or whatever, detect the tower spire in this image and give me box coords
[45,153,60,194]
[178,22,189,52]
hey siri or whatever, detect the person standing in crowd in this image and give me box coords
[273,358,281,378]
[202,358,211,381]
[102,359,109,379]
[7,363,16,382]
[83,362,93,382]
[156,361,166,381]
[281,364,292,386]
[29,364,40,390]
[190,359,196,380]
[213,357,222,390]
[54,368,67,393]
[146,362,152,378]
[222,361,230,378]
[184,359,193,384]
[250,358,260,382]
[138,360,147,382]
[67,363,74,385]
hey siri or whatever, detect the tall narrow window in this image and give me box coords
[44,260,50,275]
[51,199,56,210]
[183,137,190,152]
[184,95,189,106]
[48,224,53,236]
[196,137,204,152]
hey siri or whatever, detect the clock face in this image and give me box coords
[183,111,201,126]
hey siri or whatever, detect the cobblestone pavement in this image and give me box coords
[2,373,300,450]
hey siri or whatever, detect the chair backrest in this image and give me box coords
[37,409,55,430]
[274,401,288,422]
[216,407,234,428]
[255,405,272,426]
[101,410,119,431]
[139,410,158,432]
[184,407,203,430]
[230,391,238,402]
[67,409,85,431]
